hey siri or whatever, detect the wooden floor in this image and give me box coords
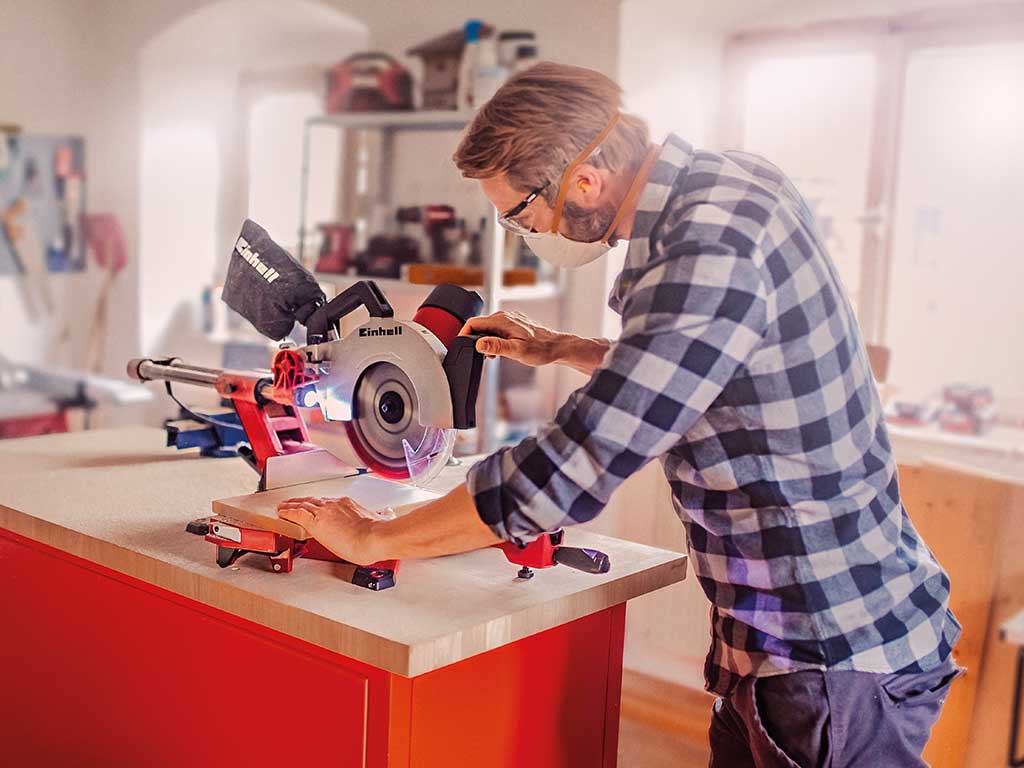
[618,715,710,767]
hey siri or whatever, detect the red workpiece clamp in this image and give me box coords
[189,517,399,590]
[496,530,611,580]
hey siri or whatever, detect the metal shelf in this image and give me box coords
[307,110,473,132]
[314,273,563,303]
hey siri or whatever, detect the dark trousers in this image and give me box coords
[709,658,963,768]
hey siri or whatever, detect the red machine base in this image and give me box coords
[190,515,399,590]
[0,528,626,767]
[191,515,608,591]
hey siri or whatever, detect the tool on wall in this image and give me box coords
[355,232,420,279]
[397,204,456,263]
[82,213,127,373]
[2,198,54,318]
[314,222,354,274]
[128,220,609,588]
[49,142,84,273]
[0,126,18,182]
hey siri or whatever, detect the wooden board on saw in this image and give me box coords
[212,474,441,539]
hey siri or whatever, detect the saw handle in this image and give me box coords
[497,530,612,575]
[552,546,611,574]
[442,334,486,429]
[306,280,394,343]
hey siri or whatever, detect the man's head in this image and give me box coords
[453,62,650,244]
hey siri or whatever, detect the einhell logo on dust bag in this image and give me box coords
[234,236,281,284]
[359,326,403,338]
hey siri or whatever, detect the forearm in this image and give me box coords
[365,483,499,562]
[552,334,611,376]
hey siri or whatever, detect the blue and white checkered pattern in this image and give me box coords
[467,135,960,695]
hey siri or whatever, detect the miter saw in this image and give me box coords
[128,220,610,590]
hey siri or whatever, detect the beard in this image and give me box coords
[561,201,617,243]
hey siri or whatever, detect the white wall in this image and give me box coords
[1,0,622,408]
[0,1,112,369]
[137,0,368,356]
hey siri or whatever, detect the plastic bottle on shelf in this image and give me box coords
[457,20,483,110]
[473,35,508,106]
[452,219,472,266]
[470,217,485,266]
[514,44,539,73]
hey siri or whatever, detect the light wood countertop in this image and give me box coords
[889,423,1024,486]
[0,427,687,676]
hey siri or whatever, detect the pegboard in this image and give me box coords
[0,134,86,275]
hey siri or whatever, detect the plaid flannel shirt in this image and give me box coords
[467,135,960,695]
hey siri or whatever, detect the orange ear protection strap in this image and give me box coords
[548,111,621,234]
[598,144,661,243]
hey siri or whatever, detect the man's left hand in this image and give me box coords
[277,496,381,565]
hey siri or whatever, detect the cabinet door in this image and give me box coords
[897,464,1007,768]
[396,607,625,768]
[0,531,377,767]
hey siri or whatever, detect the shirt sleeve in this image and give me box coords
[467,220,769,544]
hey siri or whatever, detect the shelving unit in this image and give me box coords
[297,109,564,452]
[305,110,475,132]
[313,273,564,302]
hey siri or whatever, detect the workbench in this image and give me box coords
[0,427,687,767]
[889,424,1024,768]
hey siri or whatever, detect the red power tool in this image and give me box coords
[325,52,413,113]
[129,221,610,588]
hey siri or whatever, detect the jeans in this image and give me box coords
[708,658,964,767]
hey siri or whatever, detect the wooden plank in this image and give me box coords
[0,427,687,677]
[212,474,442,539]
[962,482,1024,768]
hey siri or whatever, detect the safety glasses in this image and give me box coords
[497,183,548,238]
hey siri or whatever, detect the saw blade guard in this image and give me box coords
[402,425,455,486]
[340,419,454,485]
[339,358,456,484]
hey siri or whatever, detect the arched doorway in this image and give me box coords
[138,0,367,354]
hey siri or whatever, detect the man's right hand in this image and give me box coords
[460,310,611,376]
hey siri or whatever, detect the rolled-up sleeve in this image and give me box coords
[468,238,768,544]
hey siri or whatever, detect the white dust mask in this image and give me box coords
[525,234,611,268]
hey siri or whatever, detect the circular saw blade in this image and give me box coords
[345,362,454,482]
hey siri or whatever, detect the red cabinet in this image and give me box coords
[0,528,625,767]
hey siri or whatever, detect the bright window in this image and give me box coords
[741,53,877,311]
[886,43,1024,398]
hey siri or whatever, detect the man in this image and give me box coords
[278,62,961,767]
